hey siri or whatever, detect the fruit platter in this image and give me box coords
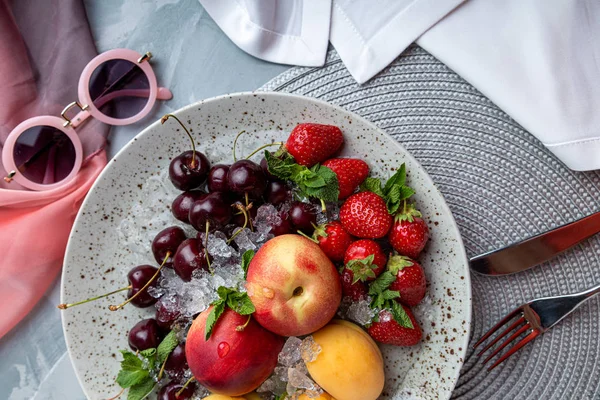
[60,92,471,400]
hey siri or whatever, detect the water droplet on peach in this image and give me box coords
[217,341,230,358]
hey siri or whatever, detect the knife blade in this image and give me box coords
[470,211,600,275]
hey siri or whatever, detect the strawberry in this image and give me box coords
[388,203,429,259]
[339,192,392,239]
[387,255,426,306]
[313,221,353,262]
[340,268,368,301]
[343,239,387,282]
[285,123,344,167]
[367,308,422,346]
[322,158,369,199]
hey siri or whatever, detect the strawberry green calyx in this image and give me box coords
[394,201,422,223]
[311,223,328,240]
[387,254,414,274]
[346,254,378,283]
[359,163,415,215]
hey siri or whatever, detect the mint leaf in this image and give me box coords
[117,369,149,389]
[139,348,155,358]
[127,378,155,400]
[267,151,339,202]
[368,271,396,295]
[390,300,414,329]
[383,163,406,193]
[156,330,178,364]
[399,186,415,201]
[241,250,255,278]
[382,290,400,300]
[119,350,143,371]
[226,292,255,315]
[275,393,288,400]
[301,165,339,202]
[217,286,234,300]
[360,177,384,197]
[205,300,226,340]
[265,150,296,180]
[116,351,150,389]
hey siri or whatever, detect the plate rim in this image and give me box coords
[61,91,472,399]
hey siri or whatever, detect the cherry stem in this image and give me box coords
[161,114,197,169]
[227,205,248,244]
[109,253,170,311]
[232,130,246,162]
[205,221,212,272]
[245,193,254,231]
[244,142,284,160]
[296,230,318,244]
[319,198,327,213]
[236,314,252,332]
[106,386,125,400]
[157,357,168,381]
[176,376,196,398]
[57,285,131,310]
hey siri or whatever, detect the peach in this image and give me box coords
[246,234,342,336]
[186,307,284,396]
[306,320,384,400]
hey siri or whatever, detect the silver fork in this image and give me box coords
[474,283,600,371]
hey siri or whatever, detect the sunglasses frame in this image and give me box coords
[2,48,172,191]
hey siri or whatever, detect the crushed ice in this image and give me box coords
[259,337,323,399]
[299,336,321,363]
[278,337,303,367]
[346,297,377,326]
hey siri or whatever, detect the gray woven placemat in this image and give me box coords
[259,46,600,400]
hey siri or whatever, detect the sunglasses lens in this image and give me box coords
[88,59,150,119]
[13,126,76,185]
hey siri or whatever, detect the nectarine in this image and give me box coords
[186,307,284,396]
[246,234,342,336]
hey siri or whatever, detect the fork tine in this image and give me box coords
[482,324,530,365]
[473,307,522,349]
[487,330,540,371]
[477,316,526,356]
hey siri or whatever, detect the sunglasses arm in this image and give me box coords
[69,87,173,128]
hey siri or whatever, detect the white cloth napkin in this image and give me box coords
[199,0,600,171]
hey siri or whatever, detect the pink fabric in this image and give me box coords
[0,0,109,338]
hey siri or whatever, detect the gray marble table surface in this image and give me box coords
[0,1,287,399]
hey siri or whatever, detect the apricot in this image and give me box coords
[299,393,334,400]
[306,320,384,400]
[202,395,245,400]
[243,393,263,400]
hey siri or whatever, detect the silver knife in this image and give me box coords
[470,211,600,275]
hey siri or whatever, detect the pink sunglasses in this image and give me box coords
[2,49,172,191]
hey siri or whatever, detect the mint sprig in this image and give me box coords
[205,286,255,340]
[360,163,415,214]
[367,271,414,329]
[241,249,255,279]
[265,151,339,203]
[115,330,179,400]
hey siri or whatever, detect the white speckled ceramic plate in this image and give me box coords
[61,92,471,400]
